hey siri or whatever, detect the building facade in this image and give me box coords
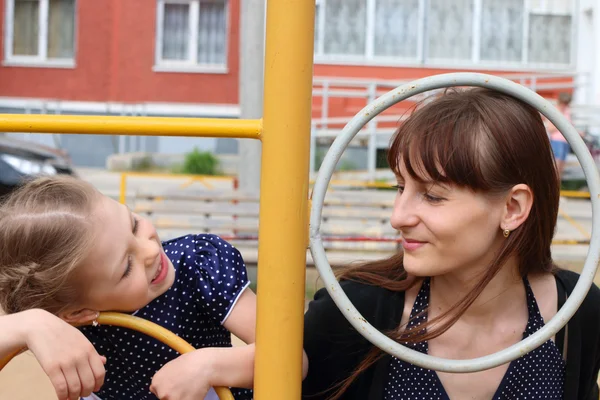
[1,0,598,167]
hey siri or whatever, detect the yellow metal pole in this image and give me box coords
[254,0,315,398]
[0,114,262,139]
[119,173,127,204]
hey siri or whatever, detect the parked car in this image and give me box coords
[0,135,76,199]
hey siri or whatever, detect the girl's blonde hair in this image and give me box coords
[0,175,100,315]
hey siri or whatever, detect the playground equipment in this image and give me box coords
[0,1,314,399]
[0,2,599,399]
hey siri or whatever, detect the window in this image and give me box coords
[314,0,575,69]
[427,0,473,61]
[322,0,367,56]
[4,0,76,66]
[315,0,422,62]
[479,0,524,63]
[528,0,573,64]
[374,0,420,58]
[156,0,228,72]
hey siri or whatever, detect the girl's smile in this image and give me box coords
[152,252,170,285]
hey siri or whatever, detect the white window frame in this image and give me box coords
[314,0,425,66]
[314,0,577,71]
[4,0,76,68]
[525,0,578,69]
[154,0,229,74]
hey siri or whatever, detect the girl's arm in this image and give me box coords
[0,309,106,400]
[0,311,28,358]
[224,288,308,378]
[151,288,309,400]
[151,343,256,399]
[151,290,258,398]
[223,288,257,344]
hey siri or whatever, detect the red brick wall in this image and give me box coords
[0,0,112,100]
[0,0,240,104]
[0,0,568,110]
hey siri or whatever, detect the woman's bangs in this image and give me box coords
[388,97,489,190]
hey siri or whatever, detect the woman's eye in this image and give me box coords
[393,185,404,193]
[424,193,444,203]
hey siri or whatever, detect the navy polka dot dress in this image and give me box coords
[384,278,565,400]
[80,234,253,400]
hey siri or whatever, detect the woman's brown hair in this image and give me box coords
[0,175,99,315]
[328,88,560,399]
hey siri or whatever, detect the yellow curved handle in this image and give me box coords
[0,312,235,400]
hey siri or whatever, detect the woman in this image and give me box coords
[303,88,600,400]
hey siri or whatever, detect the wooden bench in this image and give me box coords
[133,188,400,252]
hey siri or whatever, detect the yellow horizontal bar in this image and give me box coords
[552,239,590,245]
[122,171,235,181]
[560,190,591,198]
[321,179,393,189]
[0,114,262,139]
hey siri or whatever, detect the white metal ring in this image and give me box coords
[309,72,600,372]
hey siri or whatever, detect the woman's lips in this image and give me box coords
[401,238,426,251]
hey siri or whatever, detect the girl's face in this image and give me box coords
[391,162,507,279]
[72,195,176,313]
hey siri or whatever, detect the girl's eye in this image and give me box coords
[132,216,139,235]
[123,256,133,279]
[122,215,139,280]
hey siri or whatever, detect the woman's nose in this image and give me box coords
[390,191,419,230]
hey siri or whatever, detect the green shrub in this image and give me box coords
[181,148,220,175]
[130,155,155,172]
[561,179,587,191]
[314,148,358,171]
[376,148,389,169]
[338,159,357,171]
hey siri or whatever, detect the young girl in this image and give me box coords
[0,176,258,400]
[303,88,600,399]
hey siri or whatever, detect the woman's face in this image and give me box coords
[391,162,507,278]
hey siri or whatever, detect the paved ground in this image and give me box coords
[2,168,598,399]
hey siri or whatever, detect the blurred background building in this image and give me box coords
[0,0,598,173]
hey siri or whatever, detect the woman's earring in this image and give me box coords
[503,228,511,238]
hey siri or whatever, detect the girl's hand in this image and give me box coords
[150,350,213,400]
[19,309,106,400]
[151,344,255,399]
